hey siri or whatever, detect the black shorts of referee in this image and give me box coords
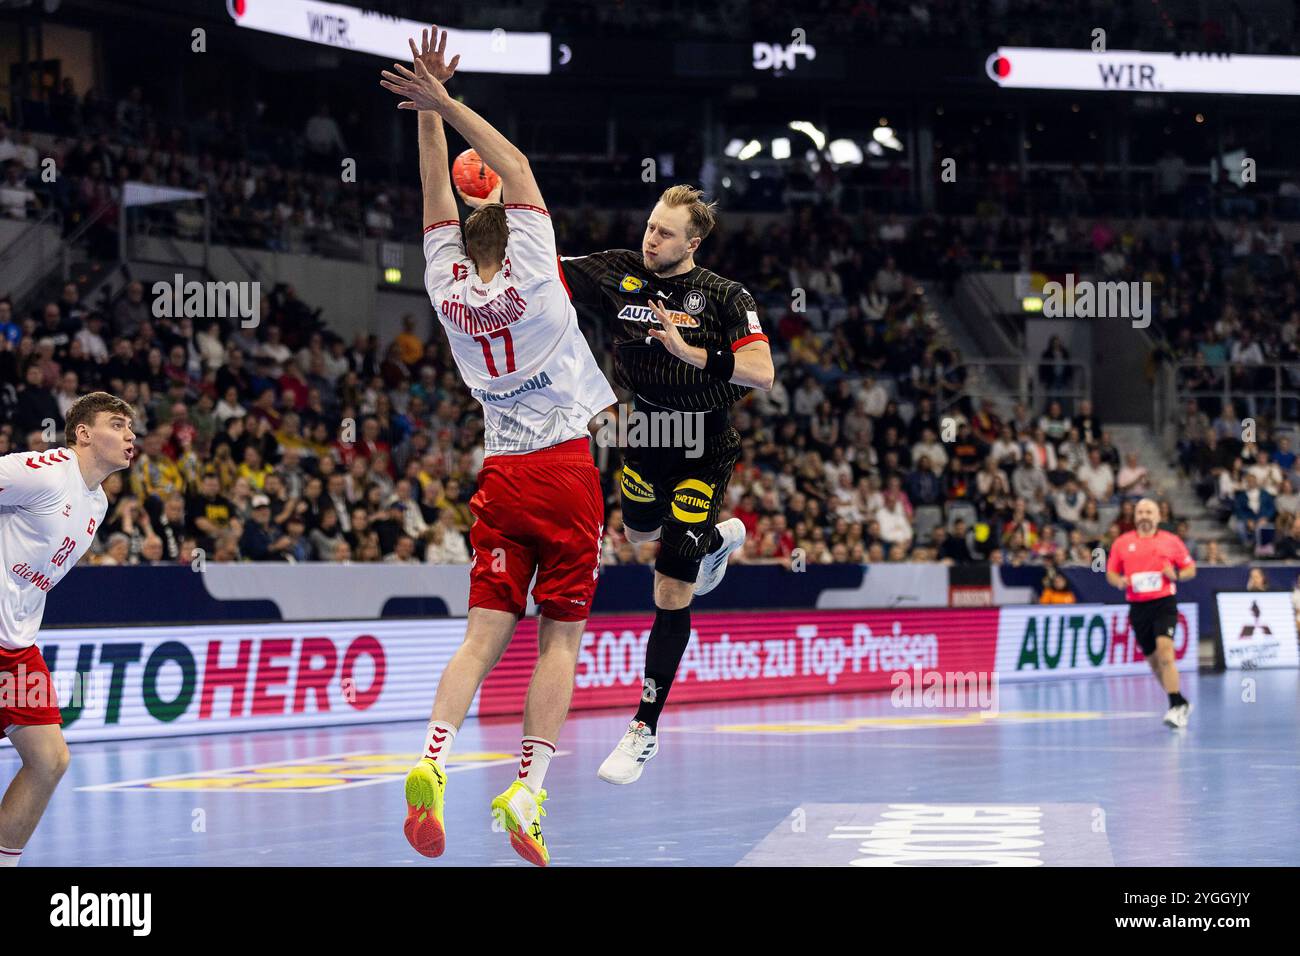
[1128,594,1180,657]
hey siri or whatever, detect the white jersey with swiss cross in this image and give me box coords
[0,449,108,650]
[423,203,616,456]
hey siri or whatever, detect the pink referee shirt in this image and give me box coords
[1106,529,1194,602]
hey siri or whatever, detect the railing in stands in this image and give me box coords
[945,359,1091,419]
[1171,360,1300,426]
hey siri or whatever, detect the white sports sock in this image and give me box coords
[422,719,458,767]
[0,847,21,867]
[518,736,556,793]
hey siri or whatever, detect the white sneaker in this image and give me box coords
[693,518,746,596]
[597,720,658,785]
[1163,702,1192,729]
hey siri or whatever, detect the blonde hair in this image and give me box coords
[658,184,717,241]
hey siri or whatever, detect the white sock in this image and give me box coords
[518,736,556,793]
[422,719,457,767]
[0,847,20,867]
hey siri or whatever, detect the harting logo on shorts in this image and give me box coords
[620,465,656,503]
[592,403,703,458]
[49,886,152,936]
[670,478,713,523]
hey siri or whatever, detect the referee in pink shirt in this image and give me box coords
[1106,497,1198,728]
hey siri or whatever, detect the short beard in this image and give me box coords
[645,249,689,276]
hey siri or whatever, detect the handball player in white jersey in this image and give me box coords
[382,29,616,867]
[0,391,135,865]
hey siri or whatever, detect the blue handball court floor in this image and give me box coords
[7,670,1298,866]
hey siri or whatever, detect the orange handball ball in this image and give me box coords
[452,149,501,200]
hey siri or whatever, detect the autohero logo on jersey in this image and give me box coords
[617,304,700,328]
[50,886,151,936]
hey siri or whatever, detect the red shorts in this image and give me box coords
[0,644,63,737]
[469,437,604,622]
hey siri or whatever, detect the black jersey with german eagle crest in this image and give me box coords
[558,249,768,412]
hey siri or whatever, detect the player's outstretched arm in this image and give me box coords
[417,112,455,227]
[380,54,545,210]
[402,28,460,227]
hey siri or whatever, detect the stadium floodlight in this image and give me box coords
[872,127,903,151]
[771,137,792,160]
[229,0,551,75]
[737,140,763,161]
[827,139,864,165]
[788,121,826,150]
[723,138,747,158]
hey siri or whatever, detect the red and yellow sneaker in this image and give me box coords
[403,759,447,858]
[490,781,549,867]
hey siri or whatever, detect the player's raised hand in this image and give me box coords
[409,26,461,83]
[646,299,689,359]
[459,181,503,209]
[380,59,453,113]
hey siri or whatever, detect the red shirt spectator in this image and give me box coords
[733,495,760,537]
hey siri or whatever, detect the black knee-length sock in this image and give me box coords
[634,606,692,733]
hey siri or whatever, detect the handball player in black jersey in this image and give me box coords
[559,185,774,784]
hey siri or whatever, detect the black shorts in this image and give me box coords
[619,426,741,583]
[1128,595,1179,656]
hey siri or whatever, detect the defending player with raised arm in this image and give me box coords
[0,391,135,866]
[556,187,775,785]
[381,30,616,867]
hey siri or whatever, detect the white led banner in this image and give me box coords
[987,47,1300,95]
[228,0,551,74]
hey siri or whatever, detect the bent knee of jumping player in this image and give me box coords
[625,524,661,544]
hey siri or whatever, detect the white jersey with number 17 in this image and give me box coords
[423,204,615,456]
